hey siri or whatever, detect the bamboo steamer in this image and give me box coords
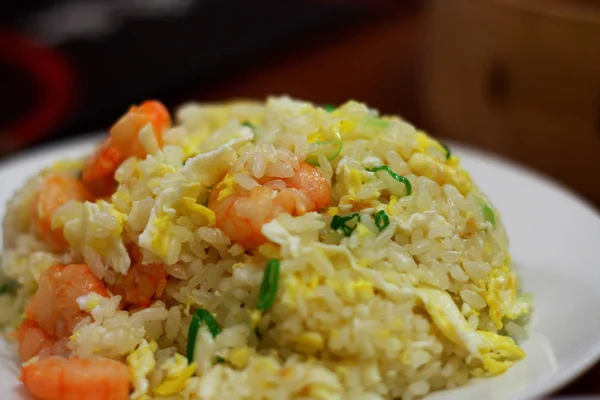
[420,0,600,205]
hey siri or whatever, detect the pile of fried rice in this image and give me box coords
[0,97,530,399]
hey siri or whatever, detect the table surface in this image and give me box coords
[193,5,600,397]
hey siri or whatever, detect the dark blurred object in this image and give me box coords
[0,0,380,155]
[420,0,600,205]
[197,2,422,120]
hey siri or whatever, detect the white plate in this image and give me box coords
[1,136,600,400]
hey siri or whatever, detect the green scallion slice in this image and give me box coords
[482,204,496,228]
[367,166,412,196]
[363,117,389,128]
[215,356,226,364]
[441,143,451,160]
[242,121,255,129]
[0,280,18,295]
[374,210,390,232]
[306,139,343,166]
[476,198,496,229]
[330,213,361,237]
[257,259,281,312]
[186,308,221,363]
[323,104,336,112]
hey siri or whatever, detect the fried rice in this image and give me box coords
[0,97,530,400]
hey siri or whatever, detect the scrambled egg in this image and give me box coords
[213,173,236,202]
[295,332,325,353]
[181,140,243,187]
[484,266,530,330]
[408,152,472,195]
[306,129,329,144]
[477,331,525,376]
[182,197,216,226]
[416,287,483,355]
[76,292,103,312]
[127,339,157,400]
[228,346,255,369]
[409,131,472,194]
[262,218,305,258]
[280,256,376,311]
[126,338,200,397]
[341,279,374,303]
[51,159,85,173]
[149,215,173,258]
[139,182,206,262]
[338,166,380,210]
[414,131,459,167]
[154,354,198,396]
[248,309,262,330]
[343,168,363,197]
[415,132,445,160]
[416,287,525,376]
[326,207,339,217]
[387,195,399,216]
[258,243,281,259]
[282,273,311,308]
[318,117,355,140]
[355,223,374,239]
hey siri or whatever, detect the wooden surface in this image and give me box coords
[421,0,600,208]
[194,5,600,397]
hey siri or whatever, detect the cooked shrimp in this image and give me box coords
[209,161,330,248]
[17,321,71,362]
[17,320,53,362]
[20,264,108,361]
[21,356,130,400]
[210,185,279,248]
[80,139,123,197]
[82,100,171,196]
[110,100,170,159]
[31,174,93,253]
[109,245,167,308]
[281,161,331,210]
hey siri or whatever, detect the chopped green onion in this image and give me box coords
[482,204,496,228]
[215,356,226,364]
[367,166,412,196]
[441,143,451,160]
[323,104,336,112]
[306,139,343,166]
[257,259,280,312]
[476,198,496,229]
[0,280,18,295]
[363,117,389,128]
[374,210,390,232]
[186,308,222,363]
[330,213,361,237]
[242,121,255,129]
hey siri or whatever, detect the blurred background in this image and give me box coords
[2,0,600,206]
[0,0,599,396]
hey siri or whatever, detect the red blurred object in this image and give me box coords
[0,29,75,154]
